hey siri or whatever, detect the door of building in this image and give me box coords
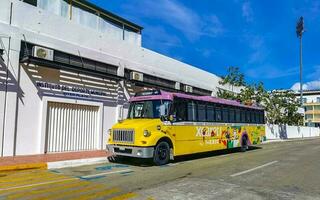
[46,102,100,153]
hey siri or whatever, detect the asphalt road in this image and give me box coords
[1,138,320,200]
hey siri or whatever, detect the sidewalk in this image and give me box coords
[262,136,320,144]
[0,150,110,172]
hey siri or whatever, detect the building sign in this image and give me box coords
[36,81,108,98]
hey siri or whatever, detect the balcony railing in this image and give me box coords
[22,0,142,46]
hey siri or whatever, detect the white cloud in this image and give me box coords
[245,65,299,79]
[195,48,214,58]
[247,36,267,64]
[306,65,320,80]
[242,1,253,22]
[203,15,224,37]
[144,25,182,47]
[124,0,224,41]
[291,80,320,91]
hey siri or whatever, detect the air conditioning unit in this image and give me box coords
[130,71,143,81]
[184,85,193,93]
[175,82,181,90]
[32,46,54,61]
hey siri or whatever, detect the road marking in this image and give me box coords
[0,172,64,186]
[0,177,78,192]
[41,183,107,200]
[80,169,133,179]
[230,161,278,177]
[313,146,320,150]
[0,171,53,183]
[77,188,121,200]
[109,192,137,200]
[7,180,89,199]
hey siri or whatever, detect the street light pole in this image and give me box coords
[299,35,303,104]
[296,16,304,105]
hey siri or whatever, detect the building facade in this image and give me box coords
[299,90,320,127]
[0,0,237,157]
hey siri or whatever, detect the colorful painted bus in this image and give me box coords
[106,90,266,165]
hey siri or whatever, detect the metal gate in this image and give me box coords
[46,102,100,153]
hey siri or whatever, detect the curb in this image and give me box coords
[47,157,108,169]
[0,157,109,172]
[0,163,47,172]
[262,136,320,144]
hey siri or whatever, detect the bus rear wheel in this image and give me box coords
[240,136,248,152]
[153,141,170,166]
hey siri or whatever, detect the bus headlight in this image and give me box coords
[143,130,151,137]
[107,129,112,135]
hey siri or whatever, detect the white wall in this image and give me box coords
[0,0,238,95]
[304,94,320,103]
[14,63,43,155]
[0,0,243,156]
[266,124,320,140]
[0,37,21,156]
[103,106,117,147]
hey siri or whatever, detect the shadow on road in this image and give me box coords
[173,146,261,163]
[112,146,262,167]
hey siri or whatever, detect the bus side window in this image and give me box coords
[246,110,251,123]
[255,111,259,124]
[187,100,197,121]
[229,108,235,123]
[174,98,187,121]
[260,111,265,124]
[222,107,229,123]
[207,104,215,122]
[198,102,206,122]
[235,109,241,123]
[250,110,255,123]
[215,106,222,122]
[240,109,246,123]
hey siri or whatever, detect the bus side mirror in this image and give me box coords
[160,115,175,123]
[160,115,166,122]
[169,115,175,122]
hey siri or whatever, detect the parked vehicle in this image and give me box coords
[106,90,266,165]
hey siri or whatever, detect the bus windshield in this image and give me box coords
[128,100,172,119]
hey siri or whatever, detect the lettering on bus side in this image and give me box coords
[195,127,220,137]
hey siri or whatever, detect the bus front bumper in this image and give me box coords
[106,145,154,158]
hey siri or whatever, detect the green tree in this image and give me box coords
[262,90,303,125]
[218,67,303,126]
[217,89,237,100]
[238,85,255,105]
[219,66,245,92]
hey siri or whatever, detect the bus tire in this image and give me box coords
[108,155,123,163]
[153,141,170,166]
[240,136,248,152]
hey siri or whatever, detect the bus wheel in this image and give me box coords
[108,155,122,163]
[240,136,248,152]
[153,141,170,166]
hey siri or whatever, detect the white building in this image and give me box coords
[0,0,237,157]
[294,90,320,127]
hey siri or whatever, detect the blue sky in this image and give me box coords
[89,0,320,90]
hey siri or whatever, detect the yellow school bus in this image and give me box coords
[107,90,266,165]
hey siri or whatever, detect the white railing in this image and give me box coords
[36,0,141,46]
[266,124,320,140]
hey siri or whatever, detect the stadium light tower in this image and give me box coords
[296,16,304,104]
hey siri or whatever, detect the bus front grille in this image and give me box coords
[112,129,135,143]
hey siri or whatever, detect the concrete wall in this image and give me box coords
[266,124,320,140]
[0,0,241,157]
[0,0,238,94]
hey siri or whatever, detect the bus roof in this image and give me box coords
[129,90,264,110]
